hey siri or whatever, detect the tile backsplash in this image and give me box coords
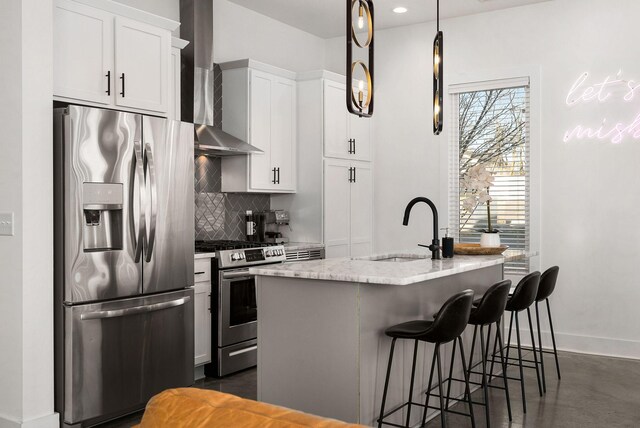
[194,156,270,241]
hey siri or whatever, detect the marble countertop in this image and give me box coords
[250,248,532,285]
[283,242,325,251]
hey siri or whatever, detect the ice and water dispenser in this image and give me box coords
[82,183,123,252]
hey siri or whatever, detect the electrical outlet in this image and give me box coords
[0,212,15,236]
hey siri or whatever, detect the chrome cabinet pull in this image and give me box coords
[105,71,111,95]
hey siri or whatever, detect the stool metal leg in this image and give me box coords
[421,344,438,428]
[546,298,562,379]
[378,338,397,428]
[458,336,476,428]
[496,320,512,421]
[514,312,527,413]
[405,340,419,427]
[445,337,458,408]
[479,325,491,428]
[435,344,446,428]
[535,302,547,393]
[464,326,478,400]
[526,307,544,397]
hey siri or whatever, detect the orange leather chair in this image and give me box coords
[136,388,366,428]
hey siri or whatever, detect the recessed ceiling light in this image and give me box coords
[393,7,408,14]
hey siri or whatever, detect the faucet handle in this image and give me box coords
[418,243,440,251]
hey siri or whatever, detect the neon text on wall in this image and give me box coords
[564,70,640,144]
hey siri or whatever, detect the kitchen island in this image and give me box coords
[251,249,528,426]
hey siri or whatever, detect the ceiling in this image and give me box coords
[227,0,551,39]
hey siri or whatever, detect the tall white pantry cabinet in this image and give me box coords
[272,71,374,258]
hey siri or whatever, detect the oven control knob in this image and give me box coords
[231,252,241,261]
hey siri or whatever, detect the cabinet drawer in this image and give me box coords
[194,259,212,283]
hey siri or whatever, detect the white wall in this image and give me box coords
[213,0,326,72]
[0,0,57,427]
[326,0,640,359]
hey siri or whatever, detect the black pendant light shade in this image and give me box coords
[347,0,374,117]
[433,30,443,135]
[433,0,443,135]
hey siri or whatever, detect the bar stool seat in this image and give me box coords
[385,320,434,338]
[377,290,476,428]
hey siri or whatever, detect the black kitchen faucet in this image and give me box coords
[402,197,441,260]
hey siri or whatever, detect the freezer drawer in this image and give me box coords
[62,289,194,425]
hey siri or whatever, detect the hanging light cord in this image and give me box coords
[437,0,440,32]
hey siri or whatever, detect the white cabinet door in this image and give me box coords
[194,281,212,366]
[349,114,372,162]
[114,16,169,113]
[53,0,113,104]
[249,70,274,191]
[324,160,351,258]
[323,80,350,160]
[270,77,296,191]
[349,162,373,258]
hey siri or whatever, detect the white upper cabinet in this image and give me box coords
[323,80,372,162]
[53,0,114,105]
[114,17,170,113]
[220,60,297,193]
[53,0,179,116]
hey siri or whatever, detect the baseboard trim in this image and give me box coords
[0,412,59,428]
[506,328,640,361]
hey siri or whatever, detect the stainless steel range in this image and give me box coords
[196,241,286,377]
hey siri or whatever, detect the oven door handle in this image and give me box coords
[221,270,252,280]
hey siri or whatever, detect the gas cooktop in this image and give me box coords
[195,240,279,254]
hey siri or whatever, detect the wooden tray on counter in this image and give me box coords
[454,243,509,255]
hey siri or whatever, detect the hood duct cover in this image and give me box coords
[180,0,262,156]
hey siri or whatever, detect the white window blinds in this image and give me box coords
[449,81,531,274]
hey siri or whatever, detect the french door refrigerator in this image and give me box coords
[53,105,195,427]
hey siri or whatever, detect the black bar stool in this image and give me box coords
[534,266,561,392]
[377,290,476,428]
[489,271,542,414]
[444,280,513,428]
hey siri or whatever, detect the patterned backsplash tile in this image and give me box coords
[194,155,270,241]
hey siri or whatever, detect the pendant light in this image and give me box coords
[433,0,443,135]
[347,0,374,117]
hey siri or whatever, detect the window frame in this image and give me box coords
[439,67,541,278]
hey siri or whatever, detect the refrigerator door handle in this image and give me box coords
[80,296,191,320]
[144,142,158,263]
[133,141,146,263]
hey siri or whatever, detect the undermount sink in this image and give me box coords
[370,255,428,262]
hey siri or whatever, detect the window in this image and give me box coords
[448,79,530,274]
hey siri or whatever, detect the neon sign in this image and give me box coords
[564,70,640,144]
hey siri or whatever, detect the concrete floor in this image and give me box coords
[425,350,640,428]
[97,351,640,427]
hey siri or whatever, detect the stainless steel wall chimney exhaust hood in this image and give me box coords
[180,0,262,156]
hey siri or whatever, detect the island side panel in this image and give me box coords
[257,275,361,423]
[358,265,503,426]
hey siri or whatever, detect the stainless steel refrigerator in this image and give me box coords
[53,105,195,427]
